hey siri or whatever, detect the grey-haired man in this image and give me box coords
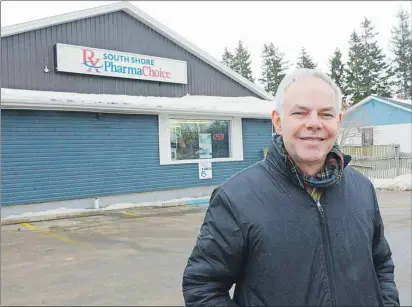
[182,68,400,307]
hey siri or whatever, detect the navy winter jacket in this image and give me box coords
[182,140,400,306]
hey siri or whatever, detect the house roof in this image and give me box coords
[378,97,412,111]
[344,95,412,115]
[0,1,274,101]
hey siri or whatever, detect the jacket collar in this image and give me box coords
[265,135,352,188]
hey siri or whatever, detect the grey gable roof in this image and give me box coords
[1,1,274,101]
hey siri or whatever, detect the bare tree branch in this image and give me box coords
[338,96,374,147]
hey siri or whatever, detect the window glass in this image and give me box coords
[170,119,230,161]
[361,127,373,146]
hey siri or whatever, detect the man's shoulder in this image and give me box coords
[221,160,270,189]
[343,164,374,188]
[342,165,378,206]
[213,160,278,208]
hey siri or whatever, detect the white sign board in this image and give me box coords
[198,162,212,180]
[198,133,212,159]
[55,43,188,84]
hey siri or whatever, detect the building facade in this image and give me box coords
[1,2,274,217]
[341,95,412,152]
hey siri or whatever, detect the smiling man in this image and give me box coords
[182,68,400,307]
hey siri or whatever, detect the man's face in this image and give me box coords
[272,76,342,166]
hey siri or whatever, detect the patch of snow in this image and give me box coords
[1,88,273,118]
[2,196,211,220]
[102,202,160,210]
[4,207,87,219]
[103,196,209,210]
[391,97,412,104]
[371,174,412,191]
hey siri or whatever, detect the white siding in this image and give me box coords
[339,123,412,153]
[374,123,412,153]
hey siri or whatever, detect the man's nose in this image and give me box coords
[304,112,322,130]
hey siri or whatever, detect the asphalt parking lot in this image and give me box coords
[1,190,411,306]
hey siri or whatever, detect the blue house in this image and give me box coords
[341,95,412,152]
[1,2,274,217]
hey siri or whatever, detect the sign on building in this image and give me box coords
[55,43,188,84]
[198,133,212,159]
[198,162,212,180]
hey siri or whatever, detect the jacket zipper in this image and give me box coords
[315,199,337,306]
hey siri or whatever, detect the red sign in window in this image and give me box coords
[213,133,225,140]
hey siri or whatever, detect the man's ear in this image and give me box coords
[337,112,343,123]
[272,110,282,135]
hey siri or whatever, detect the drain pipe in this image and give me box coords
[94,197,100,209]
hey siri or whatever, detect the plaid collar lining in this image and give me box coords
[272,135,345,190]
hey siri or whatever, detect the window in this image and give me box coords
[170,119,230,161]
[158,114,244,165]
[361,127,373,146]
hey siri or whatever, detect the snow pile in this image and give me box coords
[101,196,205,210]
[371,174,412,191]
[2,196,211,221]
[1,88,273,118]
[391,97,412,105]
[4,207,87,219]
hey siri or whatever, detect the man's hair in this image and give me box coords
[273,68,343,118]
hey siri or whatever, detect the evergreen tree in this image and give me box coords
[328,48,346,94]
[361,18,393,98]
[345,18,394,103]
[361,18,392,97]
[231,40,255,82]
[344,30,365,103]
[221,47,234,69]
[259,42,289,95]
[296,47,317,69]
[390,8,412,99]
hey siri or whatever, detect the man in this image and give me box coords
[182,68,400,306]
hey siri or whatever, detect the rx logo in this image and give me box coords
[82,48,103,72]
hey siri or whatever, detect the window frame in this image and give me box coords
[158,114,244,165]
[361,127,374,146]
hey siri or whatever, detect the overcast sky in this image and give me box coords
[1,1,411,82]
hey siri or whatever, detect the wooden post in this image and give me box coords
[394,145,400,177]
